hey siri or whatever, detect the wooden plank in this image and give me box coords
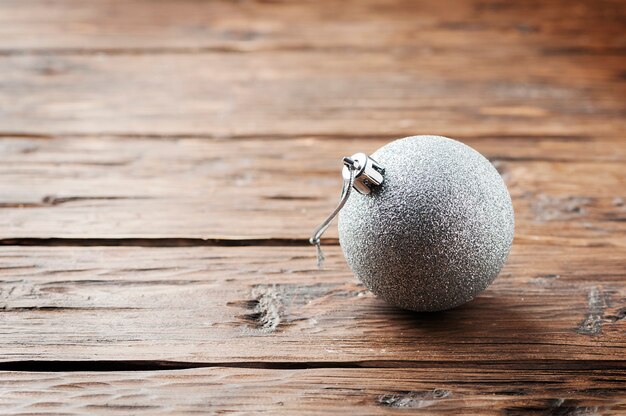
[0,244,623,363]
[0,48,623,137]
[1,366,625,415]
[0,0,623,413]
[0,0,624,137]
[1,0,624,51]
[0,136,624,242]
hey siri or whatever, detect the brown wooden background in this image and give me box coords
[0,0,625,414]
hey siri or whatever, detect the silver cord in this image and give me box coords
[309,157,359,268]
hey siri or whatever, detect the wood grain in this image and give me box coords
[1,366,625,415]
[0,50,623,137]
[0,244,623,363]
[0,0,624,137]
[2,0,624,51]
[0,136,624,242]
[0,0,625,413]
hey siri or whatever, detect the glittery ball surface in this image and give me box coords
[338,135,514,312]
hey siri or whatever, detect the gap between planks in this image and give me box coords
[0,237,622,248]
[2,360,625,373]
[0,132,618,166]
[0,237,322,248]
[0,131,596,142]
[1,45,624,57]
[0,46,311,56]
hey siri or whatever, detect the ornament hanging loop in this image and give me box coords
[309,153,385,268]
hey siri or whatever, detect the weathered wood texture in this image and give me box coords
[0,0,624,136]
[0,0,625,414]
[1,136,624,242]
[2,0,624,51]
[0,244,624,362]
[1,367,625,415]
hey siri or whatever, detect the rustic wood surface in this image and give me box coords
[0,244,624,363]
[0,0,624,414]
[1,136,625,243]
[1,367,625,415]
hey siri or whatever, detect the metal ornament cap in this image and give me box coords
[338,135,515,312]
[341,153,385,195]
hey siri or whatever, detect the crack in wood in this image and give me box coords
[494,387,532,396]
[0,45,320,56]
[231,283,339,332]
[0,237,337,247]
[542,46,626,56]
[503,398,600,416]
[0,196,151,209]
[239,286,285,333]
[378,389,451,408]
[531,194,592,222]
[263,195,319,201]
[0,306,141,312]
[577,286,605,336]
[606,307,626,323]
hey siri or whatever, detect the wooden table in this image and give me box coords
[1,0,625,414]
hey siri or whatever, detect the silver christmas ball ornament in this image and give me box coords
[311,135,514,312]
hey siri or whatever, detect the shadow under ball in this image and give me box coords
[338,135,515,312]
